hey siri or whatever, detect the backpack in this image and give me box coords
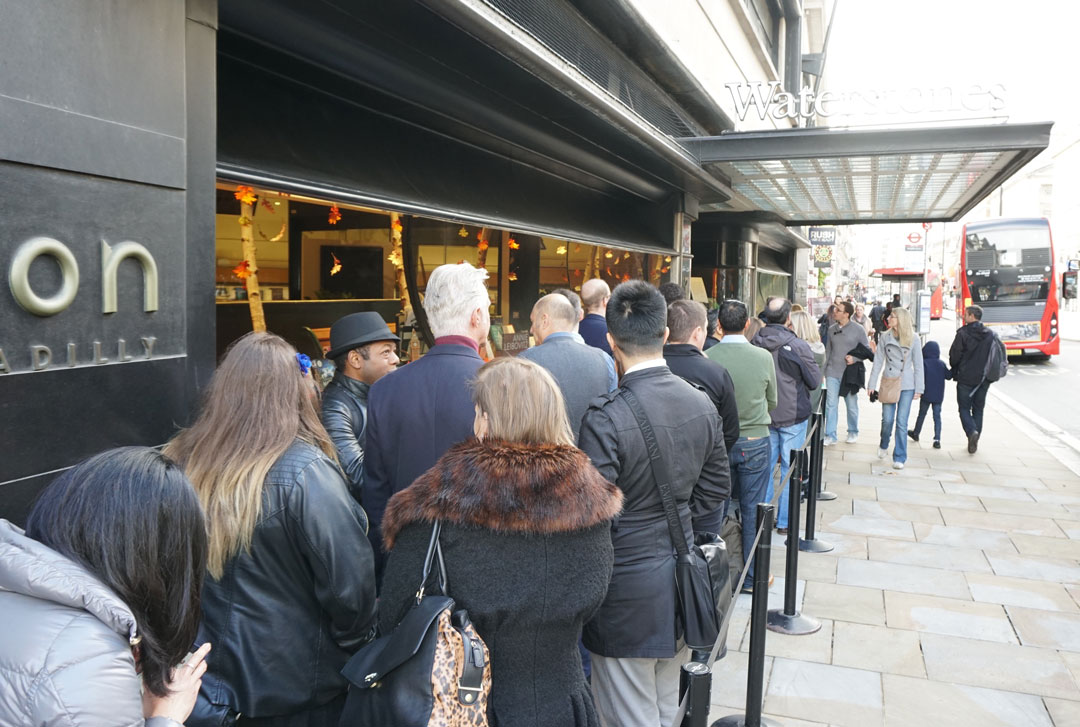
[983,331,1008,383]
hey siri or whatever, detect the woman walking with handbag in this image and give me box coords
[867,308,924,470]
[378,357,623,727]
[165,332,378,726]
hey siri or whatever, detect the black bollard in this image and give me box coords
[713,504,779,727]
[680,661,713,727]
[801,423,834,553]
[813,413,838,501]
[767,448,822,635]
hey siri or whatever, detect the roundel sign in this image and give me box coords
[907,232,922,244]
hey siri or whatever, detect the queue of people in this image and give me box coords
[0,266,1003,727]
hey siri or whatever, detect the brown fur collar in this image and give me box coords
[382,438,622,550]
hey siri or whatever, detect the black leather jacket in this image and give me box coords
[191,441,378,725]
[321,373,370,500]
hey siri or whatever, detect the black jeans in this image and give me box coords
[956,382,989,437]
[913,398,942,441]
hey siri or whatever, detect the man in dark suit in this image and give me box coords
[579,278,612,355]
[663,299,740,463]
[578,281,729,727]
[363,263,490,576]
[519,294,616,439]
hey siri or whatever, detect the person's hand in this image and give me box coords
[143,642,211,723]
[867,390,876,397]
[845,355,855,365]
[914,393,922,399]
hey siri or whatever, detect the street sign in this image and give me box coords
[907,232,922,244]
[809,227,837,245]
[922,222,932,231]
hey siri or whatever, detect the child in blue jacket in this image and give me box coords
[908,340,951,448]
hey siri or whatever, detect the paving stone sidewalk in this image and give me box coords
[707,390,1080,727]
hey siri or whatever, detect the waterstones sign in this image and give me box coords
[0,236,167,374]
[726,82,1007,122]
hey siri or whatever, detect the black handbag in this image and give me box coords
[339,521,491,726]
[621,388,731,655]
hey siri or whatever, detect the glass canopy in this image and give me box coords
[679,123,1052,224]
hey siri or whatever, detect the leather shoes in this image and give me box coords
[907,430,919,442]
[967,431,980,454]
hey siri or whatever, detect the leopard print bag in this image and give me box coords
[340,521,491,726]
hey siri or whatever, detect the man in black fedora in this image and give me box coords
[321,311,399,501]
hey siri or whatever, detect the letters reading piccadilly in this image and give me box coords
[1,237,162,374]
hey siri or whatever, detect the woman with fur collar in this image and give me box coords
[379,357,623,727]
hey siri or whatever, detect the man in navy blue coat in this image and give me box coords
[363,263,491,576]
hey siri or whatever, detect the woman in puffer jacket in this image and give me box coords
[0,447,210,727]
[868,307,925,469]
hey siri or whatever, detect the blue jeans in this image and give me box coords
[957,382,989,436]
[771,420,809,529]
[725,437,773,589]
[913,399,942,441]
[880,389,915,463]
[825,376,859,441]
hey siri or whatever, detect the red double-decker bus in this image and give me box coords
[957,218,1059,358]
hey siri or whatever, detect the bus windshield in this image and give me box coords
[965,227,1051,268]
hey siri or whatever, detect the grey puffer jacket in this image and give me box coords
[868,330,925,394]
[0,519,182,727]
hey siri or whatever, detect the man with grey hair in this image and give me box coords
[520,294,616,438]
[363,262,490,576]
[579,278,613,355]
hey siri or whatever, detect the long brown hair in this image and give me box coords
[164,332,335,578]
[472,357,574,446]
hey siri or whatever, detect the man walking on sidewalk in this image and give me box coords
[949,305,996,453]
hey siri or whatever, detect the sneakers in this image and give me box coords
[892,461,905,470]
[845,433,859,444]
[877,448,888,459]
[907,430,919,442]
[933,441,941,449]
[823,437,838,447]
[967,431,980,454]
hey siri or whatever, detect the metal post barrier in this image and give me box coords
[713,504,779,727]
[767,447,822,635]
[679,662,712,727]
[801,414,834,553]
[813,413,837,501]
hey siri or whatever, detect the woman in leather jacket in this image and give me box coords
[0,447,209,727]
[379,357,623,726]
[166,332,378,726]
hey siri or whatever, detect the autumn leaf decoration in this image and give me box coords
[234,185,257,205]
[508,238,520,250]
[392,218,403,233]
[329,252,342,276]
[232,260,251,280]
[328,204,342,225]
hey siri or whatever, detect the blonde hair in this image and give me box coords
[891,307,915,349]
[472,357,574,446]
[790,310,820,343]
[164,332,336,579]
[745,317,765,341]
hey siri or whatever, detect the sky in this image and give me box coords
[824,0,1078,131]
[818,0,1080,272]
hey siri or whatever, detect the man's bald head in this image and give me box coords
[762,296,792,326]
[530,294,579,344]
[581,278,611,314]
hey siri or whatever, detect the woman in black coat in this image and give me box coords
[379,357,623,727]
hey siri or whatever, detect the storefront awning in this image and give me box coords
[679,122,1052,225]
[871,268,925,279]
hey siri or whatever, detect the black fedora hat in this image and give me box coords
[326,312,399,360]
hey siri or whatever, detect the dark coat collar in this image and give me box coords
[329,372,370,399]
[663,343,704,358]
[422,343,483,360]
[382,439,622,550]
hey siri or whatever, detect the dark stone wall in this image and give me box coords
[0,0,217,524]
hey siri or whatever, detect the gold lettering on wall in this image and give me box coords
[8,238,80,316]
[30,345,51,371]
[101,240,158,314]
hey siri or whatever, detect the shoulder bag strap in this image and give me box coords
[620,387,691,556]
[416,520,447,603]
